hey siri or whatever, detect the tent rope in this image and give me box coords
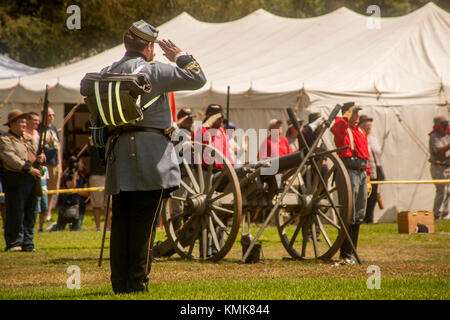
[0,83,19,109]
[195,84,212,120]
[373,84,429,157]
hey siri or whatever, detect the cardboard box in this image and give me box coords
[398,211,434,234]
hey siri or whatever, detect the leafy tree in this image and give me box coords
[0,0,448,68]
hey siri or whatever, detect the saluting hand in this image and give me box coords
[159,39,182,62]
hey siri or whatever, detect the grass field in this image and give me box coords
[0,210,449,300]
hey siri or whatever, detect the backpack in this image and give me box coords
[80,64,156,147]
[80,64,152,127]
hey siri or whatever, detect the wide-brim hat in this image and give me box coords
[341,102,362,114]
[4,109,27,126]
[129,20,159,43]
[205,104,223,116]
[177,108,193,120]
[433,116,448,125]
[359,114,373,125]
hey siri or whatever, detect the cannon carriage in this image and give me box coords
[154,105,356,263]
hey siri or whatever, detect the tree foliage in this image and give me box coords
[0,0,448,68]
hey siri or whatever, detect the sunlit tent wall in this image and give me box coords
[0,3,448,222]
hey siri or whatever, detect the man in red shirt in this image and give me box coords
[193,104,233,169]
[331,102,370,265]
[259,119,292,160]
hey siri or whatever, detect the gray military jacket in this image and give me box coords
[104,52,206,195]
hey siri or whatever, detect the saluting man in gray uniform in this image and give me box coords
[104,20,206,294]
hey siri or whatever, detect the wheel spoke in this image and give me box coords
[314,165,336,196]
[170,196,186,202]
[204,164,213,193]
[183,159,200,193]
[310,220,319,259]
[289,216,306,247]
[209,209,230,235]
[206,170,226,198]
[180,179,196,196]
[201,216,207,258]
[314,215,332,248]
[315,186,337,201]
[211,205,234,216]
[208,216,221,251]
[280,211,300,229]
[197,159,205,193]
[209,190,233,203]
[317,209,341,230]
[188,240,195,256]
[168,211,187,222]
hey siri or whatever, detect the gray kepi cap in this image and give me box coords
[129,20,159,43]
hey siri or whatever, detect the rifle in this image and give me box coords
[33,85,50,196]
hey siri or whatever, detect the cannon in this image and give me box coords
[154,105,357,263]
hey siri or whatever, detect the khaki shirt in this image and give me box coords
[429,132,450,166]
[0,131,37,173]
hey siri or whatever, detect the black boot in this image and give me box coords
[339,223,358,262]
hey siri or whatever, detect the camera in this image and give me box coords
[68,156,79,172]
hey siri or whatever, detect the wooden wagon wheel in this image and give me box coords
[162,140,242,261]
[276,151,352,260]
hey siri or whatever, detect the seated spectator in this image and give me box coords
[47,156,88,232]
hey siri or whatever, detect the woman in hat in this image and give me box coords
[0,109,45,252]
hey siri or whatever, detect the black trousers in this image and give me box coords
[2,172,37,251]
[364,183,379,223]
[110,189,164,294]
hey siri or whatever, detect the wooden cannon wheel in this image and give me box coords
[276,151,352,261]
[162,141,242,261]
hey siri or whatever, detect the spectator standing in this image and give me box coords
[0,110,44,252]
[40,107,62,222]
[88,136,110,231]
[0,182,5,229]
[259,119,291,160]
[25,111,41,148]
[359,115,385,223]
[193,104,234,168]
[331,102,370,265]
[285,118,302,152]
[429,116,450,220]
[175,108,194,141]
[36,166,49,232]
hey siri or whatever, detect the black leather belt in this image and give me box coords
[342,157,368,173]
[115,126,165,135]
[115,126,175,140]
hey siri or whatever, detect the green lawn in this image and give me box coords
[0,211,449,300]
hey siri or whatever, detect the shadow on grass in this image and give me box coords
[49,257,101,264]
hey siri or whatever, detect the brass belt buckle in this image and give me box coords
[164,127,175,140]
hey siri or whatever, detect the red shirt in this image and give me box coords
[331,117,371,173]
[258,135,292,160]
[192,126,234,169]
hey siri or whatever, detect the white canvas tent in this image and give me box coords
[0,54,43,79]
[0,2,448,221]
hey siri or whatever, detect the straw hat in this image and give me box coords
[4,109,27,126]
